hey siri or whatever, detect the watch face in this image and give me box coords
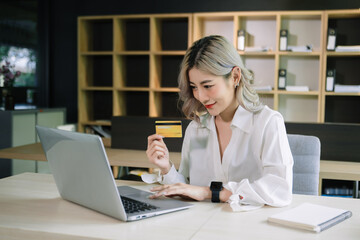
[211,181,222,190]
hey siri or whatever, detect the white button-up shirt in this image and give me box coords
[162,105,293,210]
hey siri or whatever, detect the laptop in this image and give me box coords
[36,125,192,221]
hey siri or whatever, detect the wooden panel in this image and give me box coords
[111,116,191,152]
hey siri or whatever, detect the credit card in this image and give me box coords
[155,121,182,138]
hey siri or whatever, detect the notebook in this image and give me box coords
[36,125,192,221]
[268,203,352,233]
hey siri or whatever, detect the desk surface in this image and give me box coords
[2,142,360,182]
[0,142,182,169]
[0,173,359,240]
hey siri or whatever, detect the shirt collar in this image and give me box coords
[199,105,253,133]
[230,105,253,133]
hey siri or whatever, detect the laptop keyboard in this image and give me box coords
[121,196,159,214]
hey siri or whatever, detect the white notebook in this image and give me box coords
[268,203,352,233]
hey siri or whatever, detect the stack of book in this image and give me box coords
[285,86,310,91]
[335,45,360,52]
[244,46,272,52]
[334,84,360,93]
[287,45,313,52]
[253,85,272,91]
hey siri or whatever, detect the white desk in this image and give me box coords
[0,173,359,240]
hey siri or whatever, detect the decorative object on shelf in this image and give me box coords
[326,28,337,51]
[278,69,287,90]
[237,30,246,51]
[279,29,288,51]
[0,60,21,110]
[326,69,336,92]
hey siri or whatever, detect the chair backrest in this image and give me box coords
[287,134,321,195]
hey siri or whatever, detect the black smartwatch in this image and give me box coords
[210,181,223,203]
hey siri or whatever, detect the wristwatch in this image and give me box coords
[210,181,223,203]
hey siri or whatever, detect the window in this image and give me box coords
[0,0,38,106]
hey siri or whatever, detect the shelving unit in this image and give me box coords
[78,9,360,132]
[78,14,192,131]
[193,11,325,123]
[321,9,360,124]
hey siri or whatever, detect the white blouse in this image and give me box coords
[161,105,294,211]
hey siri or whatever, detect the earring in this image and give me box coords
[235,82,239,88]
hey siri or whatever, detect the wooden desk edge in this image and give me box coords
[0,142,182,168]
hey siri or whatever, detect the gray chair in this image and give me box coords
[287,134,321,195]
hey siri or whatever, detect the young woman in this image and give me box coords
[146,35,293,210]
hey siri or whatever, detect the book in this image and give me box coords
[334,84,360,93]
[326,69,336,92]
[268,203,352,233]
[287,45,313,52]
[335,45,360,52]
[326,28,337,51]
[285,85,309,92]
[244,46,271,52]
[279,29,288,51]
[237,30,246,51]
[253,85,272,91]
[278,69,287,89]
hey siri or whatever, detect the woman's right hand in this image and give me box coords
[146,134,171,174]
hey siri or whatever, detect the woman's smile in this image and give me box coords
[205,103,216,109]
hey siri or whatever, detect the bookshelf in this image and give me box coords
[322,9,360,124]
[193,11,325,123]
[78,14,192,131]
[78,9,360,132]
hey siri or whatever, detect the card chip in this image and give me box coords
[155,121,182,138]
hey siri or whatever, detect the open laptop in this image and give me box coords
[36,125,192,221]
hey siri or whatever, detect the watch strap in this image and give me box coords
[211,189,221,203]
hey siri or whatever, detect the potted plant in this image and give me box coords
[0,60,21,110]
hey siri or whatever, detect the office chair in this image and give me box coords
[288,134,321,195]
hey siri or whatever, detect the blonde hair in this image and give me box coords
[178,35,263,121]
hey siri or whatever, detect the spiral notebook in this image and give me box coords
[268,203,352,233]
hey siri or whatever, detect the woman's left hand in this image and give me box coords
[150,183,211,201]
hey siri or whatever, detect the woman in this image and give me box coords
[146,35,293,211]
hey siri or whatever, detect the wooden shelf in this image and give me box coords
[278,90,320,96]
[116,87,151,92]
[78,9,360,131]
[326,51,360,56]
[239,51,276,56]
[80,121,112,126]
[324,92,360,96]
[278,51,322,56]
[80,52,114,55]
[81,87,113,91]
[152,87,180,92]
[321,9,360,124]
[78,13,192,131]
[115,51,150,55]
[152,51,187,55]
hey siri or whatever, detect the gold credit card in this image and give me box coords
[155,121,182,138]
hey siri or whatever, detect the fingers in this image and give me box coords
[147,134,164,148]
[146,134,168,161]
[149,184,185,199]
[147,143,167,162]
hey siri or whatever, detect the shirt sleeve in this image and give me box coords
[160,121,193,185]
[224,113,293,210]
